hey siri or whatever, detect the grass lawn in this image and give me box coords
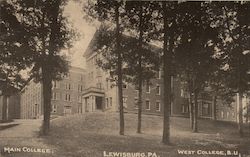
[42,112,250,157]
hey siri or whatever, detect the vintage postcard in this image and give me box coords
[0,0,250,157]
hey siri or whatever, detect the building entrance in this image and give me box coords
[96,96,103,110]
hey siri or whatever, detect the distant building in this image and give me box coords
[20,80,43,119]
[20,66,86,119]
[0,93,20,121]
[51,67,86,116]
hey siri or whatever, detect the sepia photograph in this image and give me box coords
[0,0,250,157]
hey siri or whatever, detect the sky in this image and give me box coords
[63,0,96,69]
[20,0,94,79]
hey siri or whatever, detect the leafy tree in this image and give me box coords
[0,1,32,121]
[208,69,235,120]
[146,1,179,144]
[160,1,179,144]
[216,2,250,136]
[0,1,31,93]
[124,1,160,134]
[174,2,219,132]
[161,2,172,143]
[1,0,75,134]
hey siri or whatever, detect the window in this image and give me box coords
[52,104,57,113]
[156,102,160,111]
[221,111,224,119]
[122,83,127,89]
[156,85,160,95]
[106,98,109,108]
[52,81,59,88]
[97,83,102,89]
[123,97,128,108]
[202,102,211,116]
[80,75,84,82]
[52,92,57,100]
[181,104,188,113]
[78,85,84,92]
[109,97,112,106]
[171,76,174,90]
[157,70,161,79]
[134,98,138,109]
[180,88,188,98]
[135,90,139,98]
[106,79,109,90]
[232,112,235,118]
[146,100,150,110]
[65,94,71,101]
[66,83,71,90]
[135,85,139,97]
[78,96,82,103]
[181,89,184,97]
[146,82,150,93]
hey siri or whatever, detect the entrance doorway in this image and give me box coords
[64,106,72,115]
[96,96,103,110]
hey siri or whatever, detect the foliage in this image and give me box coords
[1,0,76,134]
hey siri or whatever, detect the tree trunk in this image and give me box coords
[40,2,55,134]
[42,70,52,135]
[193,91,198,133]
[246,104,249,123]
[137,73,142,133]
[137,2,143,134]
[2,95,8,122]
[212,95,217,120]
[115,2,124,135]
[162,2,172,144]
[238,92,244,137]
[189,92,194,129]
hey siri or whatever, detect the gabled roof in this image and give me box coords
[83,31,100,58]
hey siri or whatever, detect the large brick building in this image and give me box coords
[82,32,165,115]
[82,31,249,123]
[20,66,86,119]
[51,67,86,115]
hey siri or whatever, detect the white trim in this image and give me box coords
[157,70,161,79]
[145,100,150,110]
[123,96,128,108]
[146,83,150,93]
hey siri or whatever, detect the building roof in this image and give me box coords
[83,31,100,58]
[83,29,162,59]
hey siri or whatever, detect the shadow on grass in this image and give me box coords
[0,124,19,131]
[40,113,250,157]
[0,119,14,123]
